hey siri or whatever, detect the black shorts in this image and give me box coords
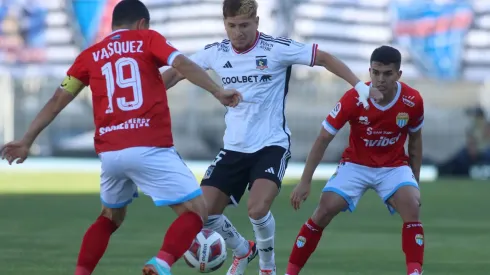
[201,146,291,205]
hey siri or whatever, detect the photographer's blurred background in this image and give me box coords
[2,0,490,180]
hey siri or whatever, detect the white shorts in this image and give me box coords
[322,162,419,214]
[98,146,201,208]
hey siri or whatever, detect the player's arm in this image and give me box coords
[407,96,424,182]
[161,68,185,90]
[1,53,87,164]
[21,84,81,146]
[408,129,422,182]
[275,39,381,105]
[1,76,84,164]
[291,95,351,210]
[21,55,88,147]
[170,55,223,96]
[150,33,225,97]
[301,127,335,185]
[291,125,336,210]
[161,48,212,90]
[314,50,362,88]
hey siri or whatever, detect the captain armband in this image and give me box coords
[60,76,85,96]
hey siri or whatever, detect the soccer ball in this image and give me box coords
[184,229,227,273]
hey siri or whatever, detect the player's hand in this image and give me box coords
[1,140,30,165]
[369,86,383,103]
[215,89,243,107]
[290,181,311,210]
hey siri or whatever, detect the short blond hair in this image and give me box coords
[223,0,258,18]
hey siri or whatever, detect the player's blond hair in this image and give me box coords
[223,0,258,19]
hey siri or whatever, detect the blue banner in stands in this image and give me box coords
[72,0,107,47]
[390,0,473,80]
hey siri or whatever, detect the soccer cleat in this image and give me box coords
[409,270,423,275]
[259,266,276,275]
[226,240,258,275]
[142,257,171,275]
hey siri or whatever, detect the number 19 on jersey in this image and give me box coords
[101,57,144,114]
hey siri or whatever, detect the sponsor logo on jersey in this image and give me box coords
[329,102,341,118]
[256,56,268,70]
[396,112,409,128]
[363,133,402,147]
[259,40,274,51]
[358,116,369,125]
[99,118,150,136]
[221,75,271,85]
[402,96,415,107]
[366,127,394,136]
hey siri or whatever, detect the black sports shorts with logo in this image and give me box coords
[201,146,291,205]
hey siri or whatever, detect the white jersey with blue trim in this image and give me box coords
[190,32,318,153]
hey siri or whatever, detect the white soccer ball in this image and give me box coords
[184,229,227,273]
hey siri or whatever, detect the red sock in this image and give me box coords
[402,222,424,268]
[286,218,324,275]
[157,211,203,267]
[75,216,119,275]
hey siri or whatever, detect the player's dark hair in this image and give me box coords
[370,45,402,70]
[223,0,258,19]
[112,0,150,28]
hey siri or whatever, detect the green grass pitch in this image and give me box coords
[0,173,489,274]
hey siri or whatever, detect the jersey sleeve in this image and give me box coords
[147,30,182,67]
[63,52,89,96]
[274,38,318,67]
[322,91,354,135]
[188,43,217,70]
[408,95,424,132]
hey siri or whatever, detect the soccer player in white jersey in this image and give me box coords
[162,1,382,274]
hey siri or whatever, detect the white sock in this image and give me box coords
[205,215,250,257]
[250,211,275,268]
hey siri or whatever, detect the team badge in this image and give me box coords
[256,56,268,70]
[396,112,409,128]
[296,236,306,248]
[415,234,424,246]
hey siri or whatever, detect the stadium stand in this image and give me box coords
[293,0,490,81]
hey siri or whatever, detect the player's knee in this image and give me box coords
[201,186,229,216]
[247,202,271,220]
[100,206,126,227]
[311,205,338,228]
[171,195,208,223]
[392,192,421,221]
[247,179,277,220]
[247,192,274,220]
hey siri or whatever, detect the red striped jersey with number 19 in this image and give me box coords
[66,29,181,154]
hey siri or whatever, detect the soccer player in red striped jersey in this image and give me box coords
[0,1,242,275]
[287,46,424,275]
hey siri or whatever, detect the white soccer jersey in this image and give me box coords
[190,32,318,153]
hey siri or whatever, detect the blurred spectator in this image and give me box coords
[439,107,490,175]
[0,0,23,63]
[0,0,46,64]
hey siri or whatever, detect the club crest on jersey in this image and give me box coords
[256,56,268,70]
[396,112,409,128]
[296,236,306,248]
